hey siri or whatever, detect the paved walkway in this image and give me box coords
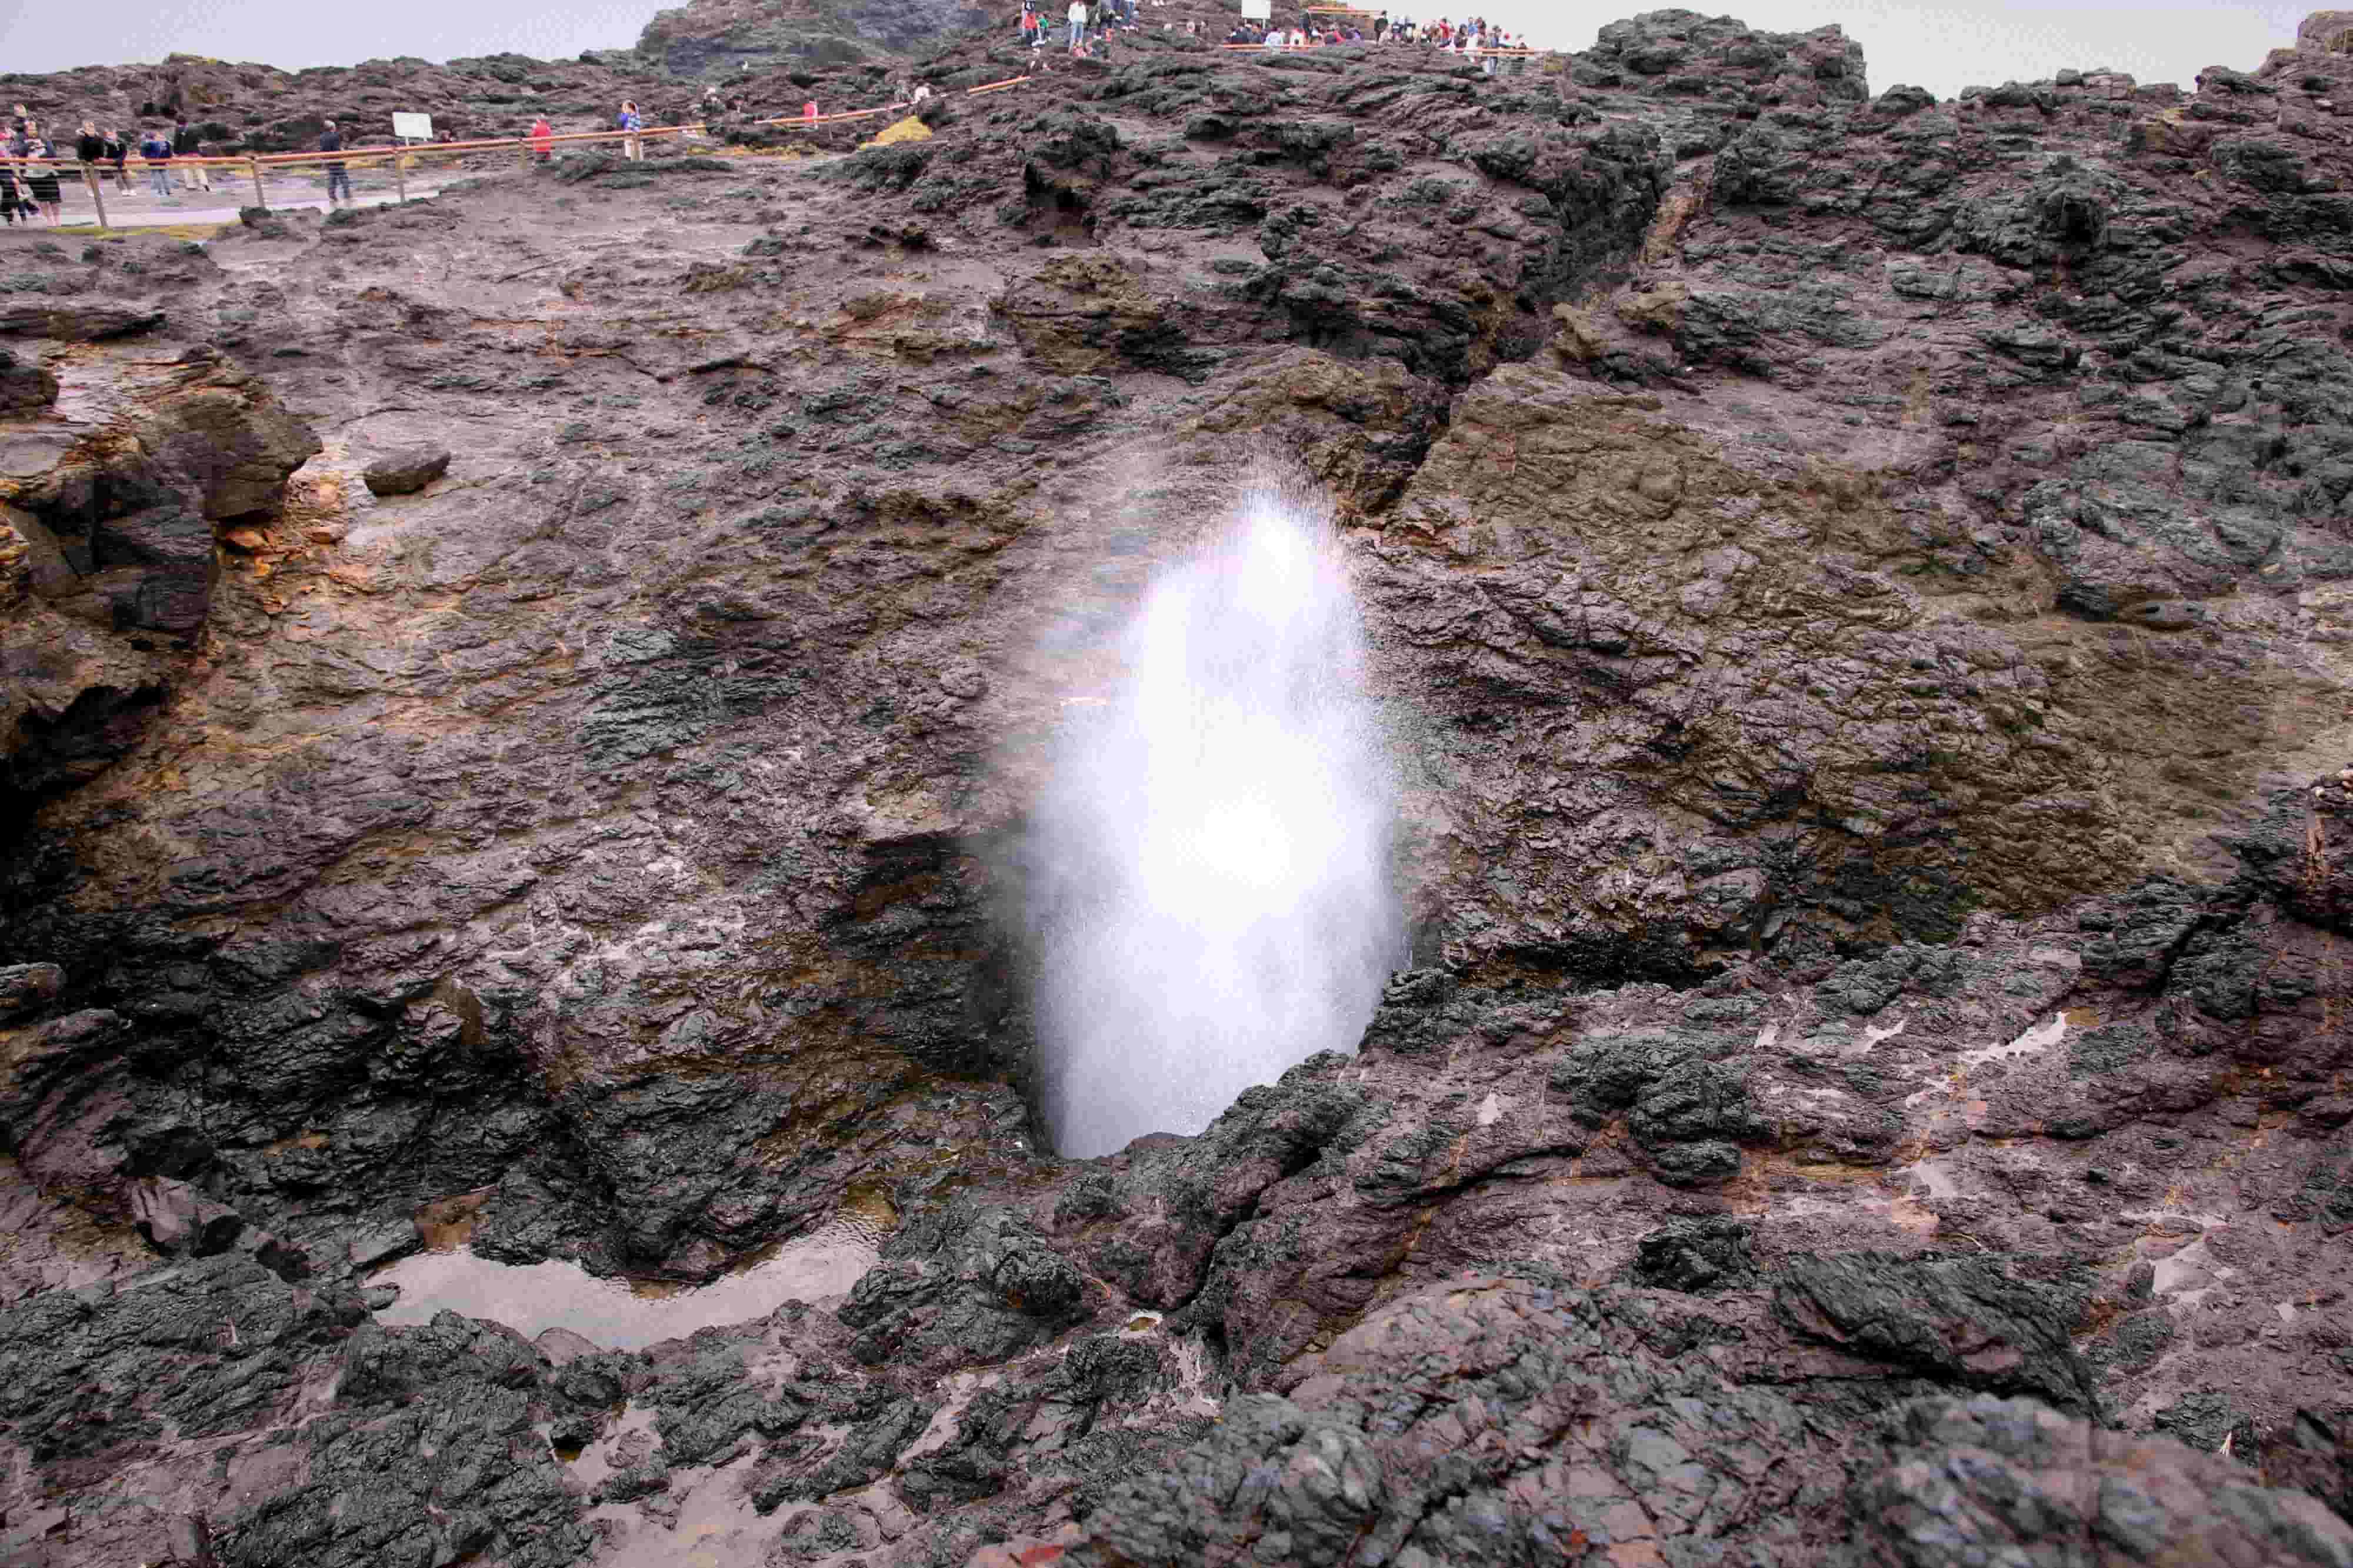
[6,172,439,232]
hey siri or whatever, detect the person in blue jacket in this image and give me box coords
[140,127,173,197]
[320,120,351,205]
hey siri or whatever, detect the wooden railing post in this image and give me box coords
[394,148,406,205]
[248,155,265,211]
[83,164,106,229]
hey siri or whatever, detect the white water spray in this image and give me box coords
[1026,483,1398,1158]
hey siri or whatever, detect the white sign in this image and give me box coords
[391,112,434,143]
[1241,0,1271,16]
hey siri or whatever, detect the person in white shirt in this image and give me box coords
[1068,0,1088,48]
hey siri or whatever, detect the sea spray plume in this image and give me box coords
[1025,477,1399,1158]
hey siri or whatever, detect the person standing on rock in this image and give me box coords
[1020,3,1039,46]
[529,115,554,162]
[105,127,131,191]
[1068,0,1087,50]
[75,121,105,191]
[172,118,211,194]
[140,126,172,198]
[23,139,61,226]
[319,120,351,206]
[617,100,643,161]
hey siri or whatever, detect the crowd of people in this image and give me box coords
[1219,12,1528,63]
[1019,0,1147,55]
[1013,2,1534,64]
[1,107,221,225]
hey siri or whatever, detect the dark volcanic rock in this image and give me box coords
[1068,1274,2353,1566]
[360,445,451,496]
[637,0,993,77]
[0,962,66,1020]
[0,300,164,341]
[9,5,2353,1566]
[1849,1396,2353,1566]
[1629,1215,1756,1292]
[1773,1253,2101,1415]
[0,346,58,411]
[838,1205,1088,1374]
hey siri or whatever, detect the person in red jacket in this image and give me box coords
[802,101,819,121]
[529,115,553,162]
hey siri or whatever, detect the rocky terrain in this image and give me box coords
[2,52,691,155]
[637,0,995,79]
[0,0,986,155]
[9,4,2353,1566]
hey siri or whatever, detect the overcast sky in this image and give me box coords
[1498,2,2314,97]
[0,0,2317,99]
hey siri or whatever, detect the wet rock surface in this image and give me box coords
[8,5,2353,1566]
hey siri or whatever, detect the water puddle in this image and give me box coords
[371,1211,888,1352]
[1901,1013,2069,1110]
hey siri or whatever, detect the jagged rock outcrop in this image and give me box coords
[1,240,316,808]
[636,0,993,77]
[9,6,2353,1566]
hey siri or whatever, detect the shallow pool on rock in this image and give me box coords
[369,1219,884,1352]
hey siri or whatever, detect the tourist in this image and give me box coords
[529,115,554,162]
[172,117,212,193]
[1068,0,1087,49]
[802,99,819,121]
[0,167,21,226]
[617,100,643,161]
[105,127,130,191]
[319,119,351,205]
[1021,3,1039,46]
[24,139,61,225]
[75,120,104,182]
[141,126,172,197]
